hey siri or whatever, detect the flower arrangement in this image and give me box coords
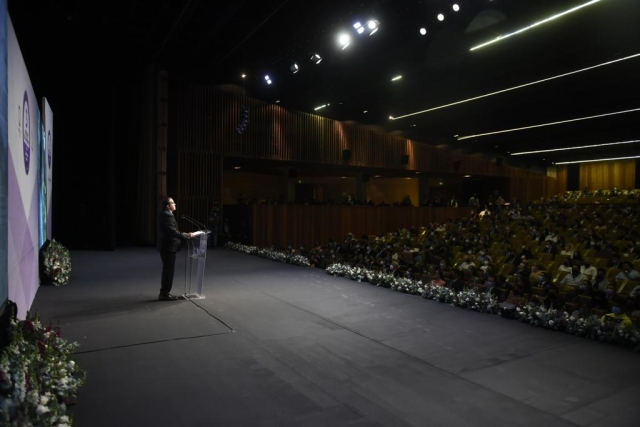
[227,244,640,352]
[225,242,311,267]
[42,240,72,286]
[0,308,86,426]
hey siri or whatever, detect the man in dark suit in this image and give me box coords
[157,197,193,301]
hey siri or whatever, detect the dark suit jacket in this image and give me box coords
[158,209,183,252]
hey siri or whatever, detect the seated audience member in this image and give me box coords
[478,206,491,219]
[560,265,586,290]
[615,262,640,281]
[560,243,576,258]
[431,270,447,287]
[558,258,573,273]
[578,278,593,296]
[448,269,465,292]
[498,288,527,318]
[592,268,610,292]
[458,256,476,272]
[601,297,633,329]
[604,283,617,301]
[580,258,597,283]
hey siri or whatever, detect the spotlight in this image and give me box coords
[353,22,365,34]
[365,19,380,35]
[453,4,460,12]
[437,14,444,21]
[264,75,272,85]
[310,52,322,64]
[338,33,351,50]
[290,62,299,74]
[419,27,427,35]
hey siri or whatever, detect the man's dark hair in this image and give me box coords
[161,196,173,209]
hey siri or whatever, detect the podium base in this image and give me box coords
[182,293,206,300]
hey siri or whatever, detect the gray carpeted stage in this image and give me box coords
[31,248,640,426]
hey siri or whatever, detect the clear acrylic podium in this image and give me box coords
[183,230,211,300]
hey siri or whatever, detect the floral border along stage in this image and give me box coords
[42,240,72,286]
[223,241,640,352]
[0,309,86,426]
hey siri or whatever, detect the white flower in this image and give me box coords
[36,404,50,415]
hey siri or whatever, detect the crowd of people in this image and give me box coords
[283,198,640,329]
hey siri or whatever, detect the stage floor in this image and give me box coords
[31,248,640,427]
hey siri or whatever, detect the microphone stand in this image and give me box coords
[181,215,210,234]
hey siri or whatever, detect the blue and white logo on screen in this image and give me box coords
[22,91,30,175]
[48,130,52,168]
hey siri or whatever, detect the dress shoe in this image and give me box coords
[159,293,179,301]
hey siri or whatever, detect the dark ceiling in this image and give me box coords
[9,0,640,170]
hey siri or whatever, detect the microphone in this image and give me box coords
[181,215,209,233]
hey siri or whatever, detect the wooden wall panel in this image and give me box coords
[172,83,560,215]
[250,205,471,248]
[579,160,636,191]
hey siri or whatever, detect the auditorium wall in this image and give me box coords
[552,160,636,193]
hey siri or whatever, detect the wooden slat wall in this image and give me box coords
[171,82,558,222]
[251,205,472,248]
[510,175,557,202]
[579,160,636,191]
[555,166,568,194]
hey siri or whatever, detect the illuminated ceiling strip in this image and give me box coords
[390,52,640,121]
[470,0,602,51]
[555,155,640,165]
[457,108,640,141]
[511,139,640,155]
[314,104,327,111]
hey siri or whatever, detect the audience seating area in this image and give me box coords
[301,194,640,329]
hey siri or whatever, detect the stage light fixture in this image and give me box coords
[419,27,427,35]
[290,62,299,74]
[353,22,365,34]
[366,19,380,35]
[437,14,444,21]
[310,53,322,64]
[338,33,351,50]
[391,75,402,81]
[453,4,460,12]
[264,75,272,85]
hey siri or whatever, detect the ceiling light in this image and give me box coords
[275,100,280,103]
[555,155,640,165]
[290,62,299,74]
[437,14,445,21]
[366,19,380,35]
[363,110,368,113]
[470,0,602,51]
[453,4,460,12]
[233,166,241,170]
[264,75,272,85]
[338,33,351,49]
[510,139,640,156]
[391,75,402,81]
[419,27,427,35]
[390,52,640,121]
[464,175,472,178]
[457,107,640,140]
[314,104,327,111]
[241,73,246,79]
[310,53,322,64]
[353,22,365,34]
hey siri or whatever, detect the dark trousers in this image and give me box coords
[160,249,177,296]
